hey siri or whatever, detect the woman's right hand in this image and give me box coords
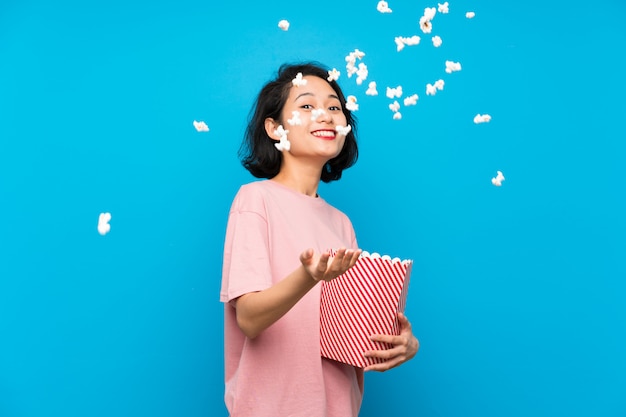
[299,248,362,282]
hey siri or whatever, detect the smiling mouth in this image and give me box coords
[311,130,336,140]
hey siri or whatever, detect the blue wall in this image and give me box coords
[1,1,625,416]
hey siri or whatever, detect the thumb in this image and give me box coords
[300,248,315,265]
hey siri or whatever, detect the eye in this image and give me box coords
[329,105,342,111]
[300,104,314,110]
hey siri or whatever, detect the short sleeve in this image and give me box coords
[220,190,273,303]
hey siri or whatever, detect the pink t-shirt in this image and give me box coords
[220,180,364,417]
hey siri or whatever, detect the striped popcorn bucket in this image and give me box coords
[320,251,413,368]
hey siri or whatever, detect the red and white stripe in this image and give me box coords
[320,251,413,368]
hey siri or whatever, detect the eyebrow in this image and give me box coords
[294,92,341,102]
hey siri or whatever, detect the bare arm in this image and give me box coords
[235,248,361,339]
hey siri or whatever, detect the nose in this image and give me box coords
[316,108,333,123]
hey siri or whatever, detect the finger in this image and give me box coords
[364,357,402,372]
[397,312,411,330]
[369,333,403,345]
[317,252,330,274]
[299,248,314,265]
[329,248,347,272]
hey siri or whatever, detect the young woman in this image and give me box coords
[220,62,419,417]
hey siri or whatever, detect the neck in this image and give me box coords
[271,162,322,197]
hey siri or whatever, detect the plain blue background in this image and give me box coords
[1,1,625,416]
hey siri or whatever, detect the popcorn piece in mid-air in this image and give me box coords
[327,68,340,82]
[345,49,366,80]
[377,0,392,13]
[193,120,209,132]
[432,35,442,47]
[466,11,476,19]
[287,111,302,126]
[346,95,359,111]
[335,125,352,136]
[98,212,111,236]
[404,94,418,106]
[438,2,449,13]
[474,114,492,124]
[424,7,437,20]
[445,60,462,73]
[491,171,505,186]
[311,108,326,122]
[389,100,401,119]
[278,19,290,31]
[419,16,433,33]
[292,72,307,87]
[356,63,368,85]
[366,81,378,96]
[394,37,405,52]
[419,7,437,33]
[274,125,290,152]
[386,85,403,99]
[426,79,444,96]
[395,35,421,51]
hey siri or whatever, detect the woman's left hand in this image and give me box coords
[363,312,420,372]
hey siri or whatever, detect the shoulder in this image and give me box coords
[230,180,271,213]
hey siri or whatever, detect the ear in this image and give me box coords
[264,117,281,140]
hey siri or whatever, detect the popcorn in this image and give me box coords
[327,68,340,82]
[386,85,403,99]
[346,64,358,78]
[335,125,352,136]
[438,2,449,13]
[292,72,307,87]
[423,7,437,20]
[278,19,290,31]
[193,120,209,132]
[389,100,401,120]
[273,125,290,152]
[419,7,436,33]
[377,0,392,13]
[348,49,365,60]
[491,171,505,186]
[445,60,462,73]
[345,50,366,84]
[426,79,444,96]
[419,16,433,34]
[432,35,442,47]
[394,37,405,52]
[287,110,302,126]
[474,113,492,124]
[355,63,368,85]
[345,49,366,80]
[97,212,111,236]
[346,95,359,111]
[466,11,476,18]
[403,94,418,106]
[366,81,378,96]
[311,108,326,122]
[395,35,421,52]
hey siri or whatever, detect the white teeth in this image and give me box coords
[312,130,335,138]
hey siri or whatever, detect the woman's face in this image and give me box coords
[269,75,349,162]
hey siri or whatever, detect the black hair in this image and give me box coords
[238,61,358,183]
